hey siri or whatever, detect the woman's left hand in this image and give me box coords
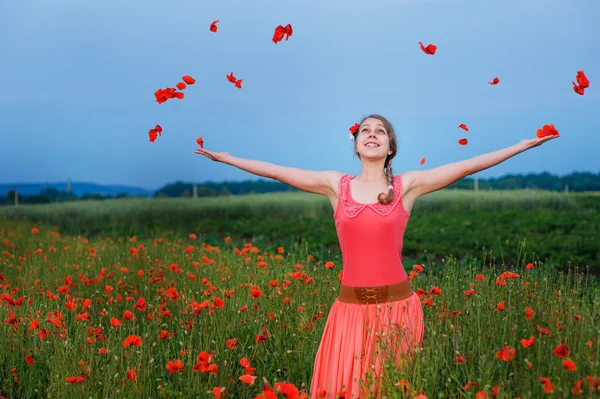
[521,134,559,149]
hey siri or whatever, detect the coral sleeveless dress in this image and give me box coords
[309,173,425,399]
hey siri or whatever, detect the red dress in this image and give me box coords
[309,174,425,398]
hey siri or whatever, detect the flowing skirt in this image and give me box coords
[309,292,424,399]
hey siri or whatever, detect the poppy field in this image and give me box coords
[1,191,599,399]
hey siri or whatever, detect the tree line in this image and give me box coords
[1,171,598,205]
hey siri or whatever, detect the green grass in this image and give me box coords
[1,190,598,271]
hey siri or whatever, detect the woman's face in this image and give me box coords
[355,117,391,159]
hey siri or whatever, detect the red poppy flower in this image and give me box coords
[349,123,359,134]
[458,138,468,146]
[122,335,142,348]
[458,123,469,131]
[418,42,437,55]
[535,124,559,138]
[272,24,293,44]
[488,77,500,85]
[210,20,219,33]
[166,359,184,374]
[553,343,570,358]
[65,375,86,384]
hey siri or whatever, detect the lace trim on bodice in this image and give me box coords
[339,174,405,218]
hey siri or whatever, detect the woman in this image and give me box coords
[195,114,558,398]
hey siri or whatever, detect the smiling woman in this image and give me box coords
[195,111,559,397]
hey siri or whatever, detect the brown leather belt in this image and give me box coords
[337,279,415,305]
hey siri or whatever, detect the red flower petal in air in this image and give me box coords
[226,72,237,83]
[173,92,184,100]
[154,87,178,104]
[535,124,559,138]
[488,77,500,85]
[349,123,360,134]
[226,73,242,89]
[149,128,158,143]
[155,125,163,135]
[420,157,426,165]
[418,42,437,55]
[210,20,219,33]
[458,138,468,146]
[176,82,187,90]
[196,137,204,149]
[576,70,589,89]
[272,24,292,44]
[283,24,293,40]
[458,123,469,132]
[572,82,585,95]
[182,75,196,85]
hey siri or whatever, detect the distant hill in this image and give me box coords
[1,171,599,202]
[0,183,154,197]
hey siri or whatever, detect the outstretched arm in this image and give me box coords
[406,135,559,197]
[195,149,340,197]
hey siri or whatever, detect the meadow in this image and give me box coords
[0,189,598,272]
[0,190,599,398]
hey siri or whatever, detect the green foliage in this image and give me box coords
[0,190,598,271]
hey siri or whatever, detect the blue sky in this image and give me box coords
[1,0,598,190]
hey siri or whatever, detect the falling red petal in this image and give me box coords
[182,76,196,85]
[488,77,500,85]
[196,137,204,149]
[234,79,243,89]
[176,82,187,90]
[420,157,426,165]
[458,138,468,146]
[149,129,158,143]
[576,71,589,89]
[155,125,163,135]
[272,25,287,44]
[572,82,585,95]
[154,87,178,104]
[210,20,219,33]
[283,24,293,41]
[226,72,237,83]
[458,124,469,132]
[418,42,437,55]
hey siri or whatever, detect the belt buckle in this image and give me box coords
[354,285,389,304]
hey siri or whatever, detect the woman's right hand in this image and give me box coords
[195,148,231,164]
